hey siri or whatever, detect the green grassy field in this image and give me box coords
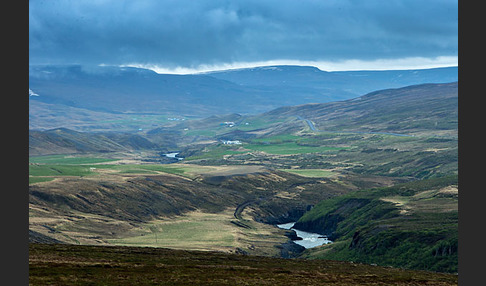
[251,134,302,143]
[245,142,347,155]
[106,210,285,255]
[29,164,94,177]
[29,155,119,164]
[28,153,194,183]
[29,163,198,183]
[188,129,457,179]
[107,214,237,250]
[185,135,351,161]
[278,169,335,178]
[95,164,189,176]
[185,145,247,161]
[28,157,267,184]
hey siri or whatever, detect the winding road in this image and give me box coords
[231,199,260,229]
[297,116,318,131]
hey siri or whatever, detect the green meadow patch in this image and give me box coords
[245,142,347,155]
[184,133,352,161]
[29,164,94,177]
[251,134,302,143]
[107,212,238,251]
[94,164,190,177]
[29,155,118,165]
[29,161,198,183]
[279,169,335,178]
[28,160,234,183]
[185,145,247,160]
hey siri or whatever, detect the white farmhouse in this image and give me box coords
[221,140,242,145]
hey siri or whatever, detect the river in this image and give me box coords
[163,152,184,160]
[277,222,332,249]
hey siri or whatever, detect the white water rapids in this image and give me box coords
[277,222,332,249]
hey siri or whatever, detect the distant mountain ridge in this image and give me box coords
[206,65,457,93]
[29,65,458,125]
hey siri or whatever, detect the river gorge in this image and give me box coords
[277,222,332,249]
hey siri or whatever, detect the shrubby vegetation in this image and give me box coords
[296,176,458,273]
[29,243,458,285]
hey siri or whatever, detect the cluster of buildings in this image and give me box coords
[221,121,250,128]
[222,121,236,127]
[221,140,242,145]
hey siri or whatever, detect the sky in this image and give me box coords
[29,0,458,74]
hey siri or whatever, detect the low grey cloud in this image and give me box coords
[29,0,458,70]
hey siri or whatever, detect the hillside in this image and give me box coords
[29,65,265,116]
[29,65,457,132]
[163,82,458,144]
[30,164,399,256]
[294,176,458,273]
[264,82,458,137]
[29,243,458,286]
[29,128,159,156]
[171,82,457,179]
[207,65,457,100]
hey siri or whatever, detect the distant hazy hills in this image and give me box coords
[30,81,458,156]
[206,65,457,98]
[29,65,457,122]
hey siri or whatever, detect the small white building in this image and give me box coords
[221,140,242,145]
[223,121,235,127]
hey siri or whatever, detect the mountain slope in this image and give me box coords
[294,176,458,273]
[264,82,458,137]
[29,243,458,285]
[29,65,266,116]
[144,82,458,142]
[29,128,159,156]
[29,65,458,132]
[206,65,457,97]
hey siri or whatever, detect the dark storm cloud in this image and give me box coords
[29,0,458,68]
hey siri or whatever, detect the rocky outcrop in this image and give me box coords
[283,229,302,241]
[293,198,371,239]
[276,240,306,258]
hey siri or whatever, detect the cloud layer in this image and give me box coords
[29,0,458,70]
